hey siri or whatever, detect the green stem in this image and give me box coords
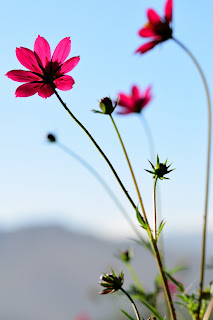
[110,115,176,320]
[139,116,164,257]
[110,115,148,222]
[120,287,141,320]
[54,140,145,243]
[51,87,139,216]
[153,177,158,240]
[126,262,144,292]
[172,37,212,319]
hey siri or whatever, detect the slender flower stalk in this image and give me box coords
[109,115,176,320]
[120,287,142,320]
[48,135,145,242]
[153,177,158,240]
[172,37,212,319]
[110,115,148,222]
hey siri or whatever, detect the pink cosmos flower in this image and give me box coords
[6,36,80,98]
[136,0,172,54]
[117,85,152,115]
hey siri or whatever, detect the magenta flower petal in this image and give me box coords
[8,36,80,99]
[138,26,158,38]
[15,83,42,97]
[59,56,80,74]
[54,75,75,91]
[165,0,172,23]
[34,35,51,68]
[132,85,140,100]
[118,93,134,109]
[16,47,41,73]
[52,37,71,65]
[37,84,54,98]
[147,9,161,25]
[117,85,152,115]
[6,70,41,82]
[135,40,160,54]
[144,86,152,105]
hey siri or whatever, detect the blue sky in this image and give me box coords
[1,0,213,240]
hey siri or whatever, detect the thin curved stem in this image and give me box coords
[153,177,158,240]
[120,287,141,320]
[54,140,145,242]
[139,116,164,257]
[51,86,140,216]
[172,37,212,319]
[110,115,177,320]
[110,115,148,222]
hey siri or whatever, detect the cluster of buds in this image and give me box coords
[145,154,174,180]
[93,96,119,115]
[99,269,124,294]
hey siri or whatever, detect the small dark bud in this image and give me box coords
[147,317,157,320]
[47,133,56,143]
[99,269,124,294]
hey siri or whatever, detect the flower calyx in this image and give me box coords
[145,154,174,180]
[99,268,124,294]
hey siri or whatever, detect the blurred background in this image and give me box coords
[1,0,213,319]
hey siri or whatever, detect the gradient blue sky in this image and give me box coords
[1,0,213,240]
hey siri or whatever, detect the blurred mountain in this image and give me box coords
[0,225,212,320]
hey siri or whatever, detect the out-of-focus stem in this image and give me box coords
[172,37,212,320]
[139,114,155,162]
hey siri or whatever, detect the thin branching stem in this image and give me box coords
[172,37,212,319]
